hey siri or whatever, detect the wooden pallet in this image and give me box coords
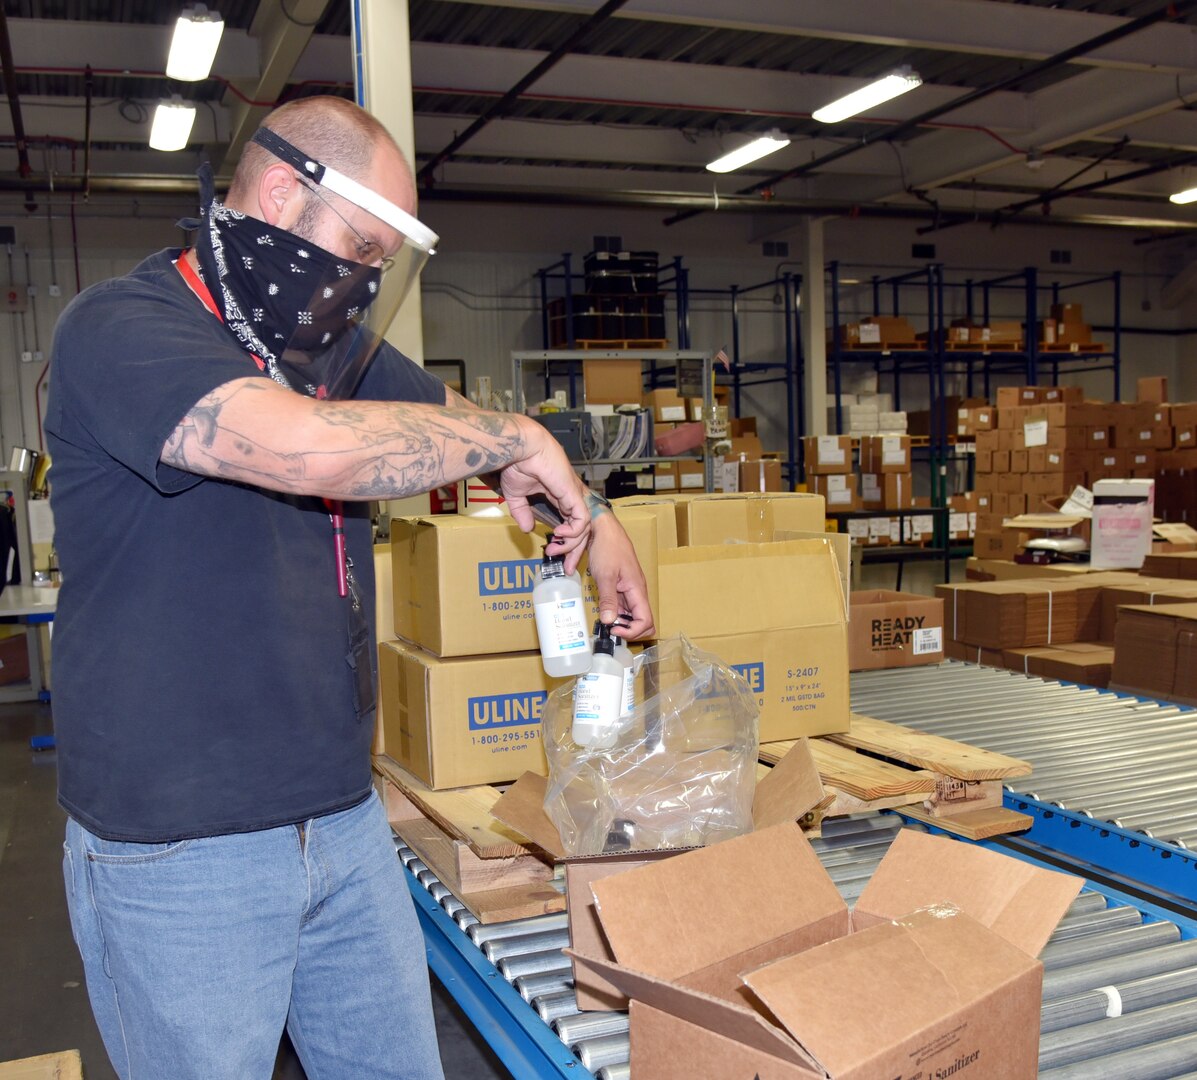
[0,1050,84,1080]
[838,341,922,351]
[1039,342,1107,353]
[574,338,670,350]
[900,803,1034,841]
[823,714,1032,830]
[945,341,1024,352]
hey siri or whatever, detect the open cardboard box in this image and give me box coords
[567,823,1082,1079]
[492,740,828,1010]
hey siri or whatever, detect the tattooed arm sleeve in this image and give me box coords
[161,376,543,501]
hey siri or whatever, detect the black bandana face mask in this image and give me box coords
[189,166,383,392]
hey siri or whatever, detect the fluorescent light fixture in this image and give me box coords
[1170,186,1197,205]
[149,98,197,151]
[706,130,791,174]
[813,68,922,124]
[166,5,224,82]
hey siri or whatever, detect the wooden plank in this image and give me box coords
[462,881,566,924]
[0,1051,84,1080]
[373,755,533,859]
[822,787,928,817]
[826,714,1032,781]
[900,804,1033,840]
[927,777,1004,818]
[761,738,936,800]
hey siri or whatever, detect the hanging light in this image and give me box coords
[706,130,791,174]
[812,68,922,124]
[1170,185,1197,205]
[149,97,197,152]
[165,5,225,82]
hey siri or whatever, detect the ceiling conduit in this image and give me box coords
[0,7,36,211]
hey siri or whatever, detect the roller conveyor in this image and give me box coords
[396,812,1197,1079]
[850,662,1197,901]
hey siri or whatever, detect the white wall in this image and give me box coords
[1,193,1190,466]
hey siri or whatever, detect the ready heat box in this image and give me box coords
[848,590,944,671]
[390,509,659,657]
[377,637,551,788]
[569,823,1082,1080]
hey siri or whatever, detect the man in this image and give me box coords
[47,95,652,1080]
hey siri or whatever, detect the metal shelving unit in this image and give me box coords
[511,350,718,493]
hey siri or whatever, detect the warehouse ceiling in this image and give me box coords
[9,0,1197,234]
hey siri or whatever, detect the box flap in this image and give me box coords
[854,830,1082,956]
[752,739,825,829]
[566,949,820,1071]
[775,529,851,616]
[741,908,1036,1077]
[590,823,844,984]
[489,772,566,860]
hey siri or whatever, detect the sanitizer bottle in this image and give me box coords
[573,623,624,749]
[533,535,592,677]
[594,618,635,717]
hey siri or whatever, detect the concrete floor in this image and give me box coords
[0,701,508,1080]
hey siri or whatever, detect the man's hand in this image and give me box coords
[497,416,592,572]
[587,509,655,640]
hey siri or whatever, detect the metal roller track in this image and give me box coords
[394,813,1197,1079]
[850,663,1197,895]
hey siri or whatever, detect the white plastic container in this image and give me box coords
[573,625,623,749]
[532,536,592,677]
[594,619,636,717]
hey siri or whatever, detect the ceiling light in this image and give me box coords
[166,5,224,82]
[149,98,197,152]
[1170,186,1197,205]
[812,68,922,124]
[706,130,791,174]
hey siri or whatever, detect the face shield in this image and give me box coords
[249,127,438,400]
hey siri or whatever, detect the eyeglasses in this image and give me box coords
[294,175,395,273]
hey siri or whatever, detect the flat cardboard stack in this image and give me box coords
[1110,601,1197,703]
[568,823,1081,1080]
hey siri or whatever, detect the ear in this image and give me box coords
[257,162,305,228]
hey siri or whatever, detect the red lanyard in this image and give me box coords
[176,253,349,597]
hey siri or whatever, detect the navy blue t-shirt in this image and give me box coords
[45,249,446,841]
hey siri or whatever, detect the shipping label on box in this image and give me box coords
[378,640,551,788]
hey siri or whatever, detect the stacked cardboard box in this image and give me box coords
[1110,601,1197,703]
[384,508,661,788]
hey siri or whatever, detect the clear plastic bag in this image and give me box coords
[542,635,760,856]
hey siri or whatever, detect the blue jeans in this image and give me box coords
[62,791,444,1080]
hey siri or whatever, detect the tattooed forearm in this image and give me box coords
[160,376,534,501]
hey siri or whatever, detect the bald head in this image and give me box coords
[227,96,415,214]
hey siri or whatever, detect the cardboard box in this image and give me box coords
[675,492,826,547]
[882,472,914,509]
[611,494,682,548]
[848,590,944,670]
[1138,376,1169,404]
[1041,385,1084,404]
[570,824,1080,1080]
[583,359,643,405]
[803,435,854,475]
[676,459,706,491]
[859,434,911,473]
[378,639,552,788]
[808,473,858,510]
[492,743,827,1009]
[646,388,688,423]
[1002,642,1114,688]
[997,386,1040,407]
[737,458,782,493]
[391,511,659,656]
[656,538,849,740]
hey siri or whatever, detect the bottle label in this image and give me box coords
[574,671,623,722]
[534,598,590,657]
[622,665,635,716]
